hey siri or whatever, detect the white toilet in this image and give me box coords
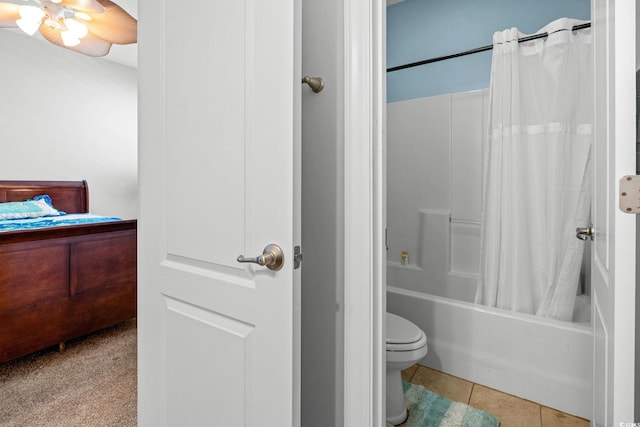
[386,312,428,425]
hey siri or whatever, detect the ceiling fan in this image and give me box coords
[0,0,136,57]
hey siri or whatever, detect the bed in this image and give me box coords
[0,180,137,363]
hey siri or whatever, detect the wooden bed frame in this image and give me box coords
[0,180,137,363]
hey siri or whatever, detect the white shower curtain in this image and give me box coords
[476,18,592,321]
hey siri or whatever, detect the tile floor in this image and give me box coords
[399,364,590,427]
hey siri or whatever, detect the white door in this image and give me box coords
[591,0,636,424]
[137,0,301,425]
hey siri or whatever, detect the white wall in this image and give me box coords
[386,90,488,302]
[0,31,137,219]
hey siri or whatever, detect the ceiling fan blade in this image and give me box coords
[83,0,136,44]
[39,23,112,56]
[59,0,105,14]
[0,2,20,27]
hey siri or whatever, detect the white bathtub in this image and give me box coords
[387,285,592,419]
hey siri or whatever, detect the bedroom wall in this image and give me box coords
[0,30,137,219]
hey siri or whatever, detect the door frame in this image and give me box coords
[591,0,637,421]
[343,0,386,425]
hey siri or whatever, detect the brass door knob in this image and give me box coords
[237,244,284,271]
[302,76,324,93]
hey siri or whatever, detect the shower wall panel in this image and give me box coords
[451,90,486,223]
[387,94,451,266]
[387,89,489,302]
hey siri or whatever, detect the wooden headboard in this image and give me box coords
[0,180,89,214]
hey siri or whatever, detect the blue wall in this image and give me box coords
[387,0,590,102]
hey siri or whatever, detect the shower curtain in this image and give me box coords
[476,18,592,321]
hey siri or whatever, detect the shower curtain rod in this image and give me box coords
[386,22,591,73]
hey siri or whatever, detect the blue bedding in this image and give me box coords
[0,213,123,232]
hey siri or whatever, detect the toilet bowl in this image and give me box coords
[386,312,428,425]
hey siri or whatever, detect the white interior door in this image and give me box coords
[591,0,636,424]
[137,0,301,425]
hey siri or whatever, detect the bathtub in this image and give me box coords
[387,285,592,419]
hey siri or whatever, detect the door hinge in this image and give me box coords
[293,245,303,269]
[619,175,640,214]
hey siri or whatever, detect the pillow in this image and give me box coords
[0,194,63,220]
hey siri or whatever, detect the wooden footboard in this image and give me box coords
[0,181,136,363]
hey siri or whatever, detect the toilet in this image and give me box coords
[386,312,428,425]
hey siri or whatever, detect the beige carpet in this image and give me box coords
[0,319,137,427]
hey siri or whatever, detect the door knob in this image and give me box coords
[302,76,324,93]
[576,223,594,241]
[237,244,284,271]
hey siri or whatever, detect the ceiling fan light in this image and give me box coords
[60,30,80,46]
[16,18,41,35]
[64,18,88,38]
[16,5,45,35]
[16,5,44,36]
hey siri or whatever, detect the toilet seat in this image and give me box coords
[386,312,427,352]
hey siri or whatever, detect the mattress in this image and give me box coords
[0,213,123,232]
